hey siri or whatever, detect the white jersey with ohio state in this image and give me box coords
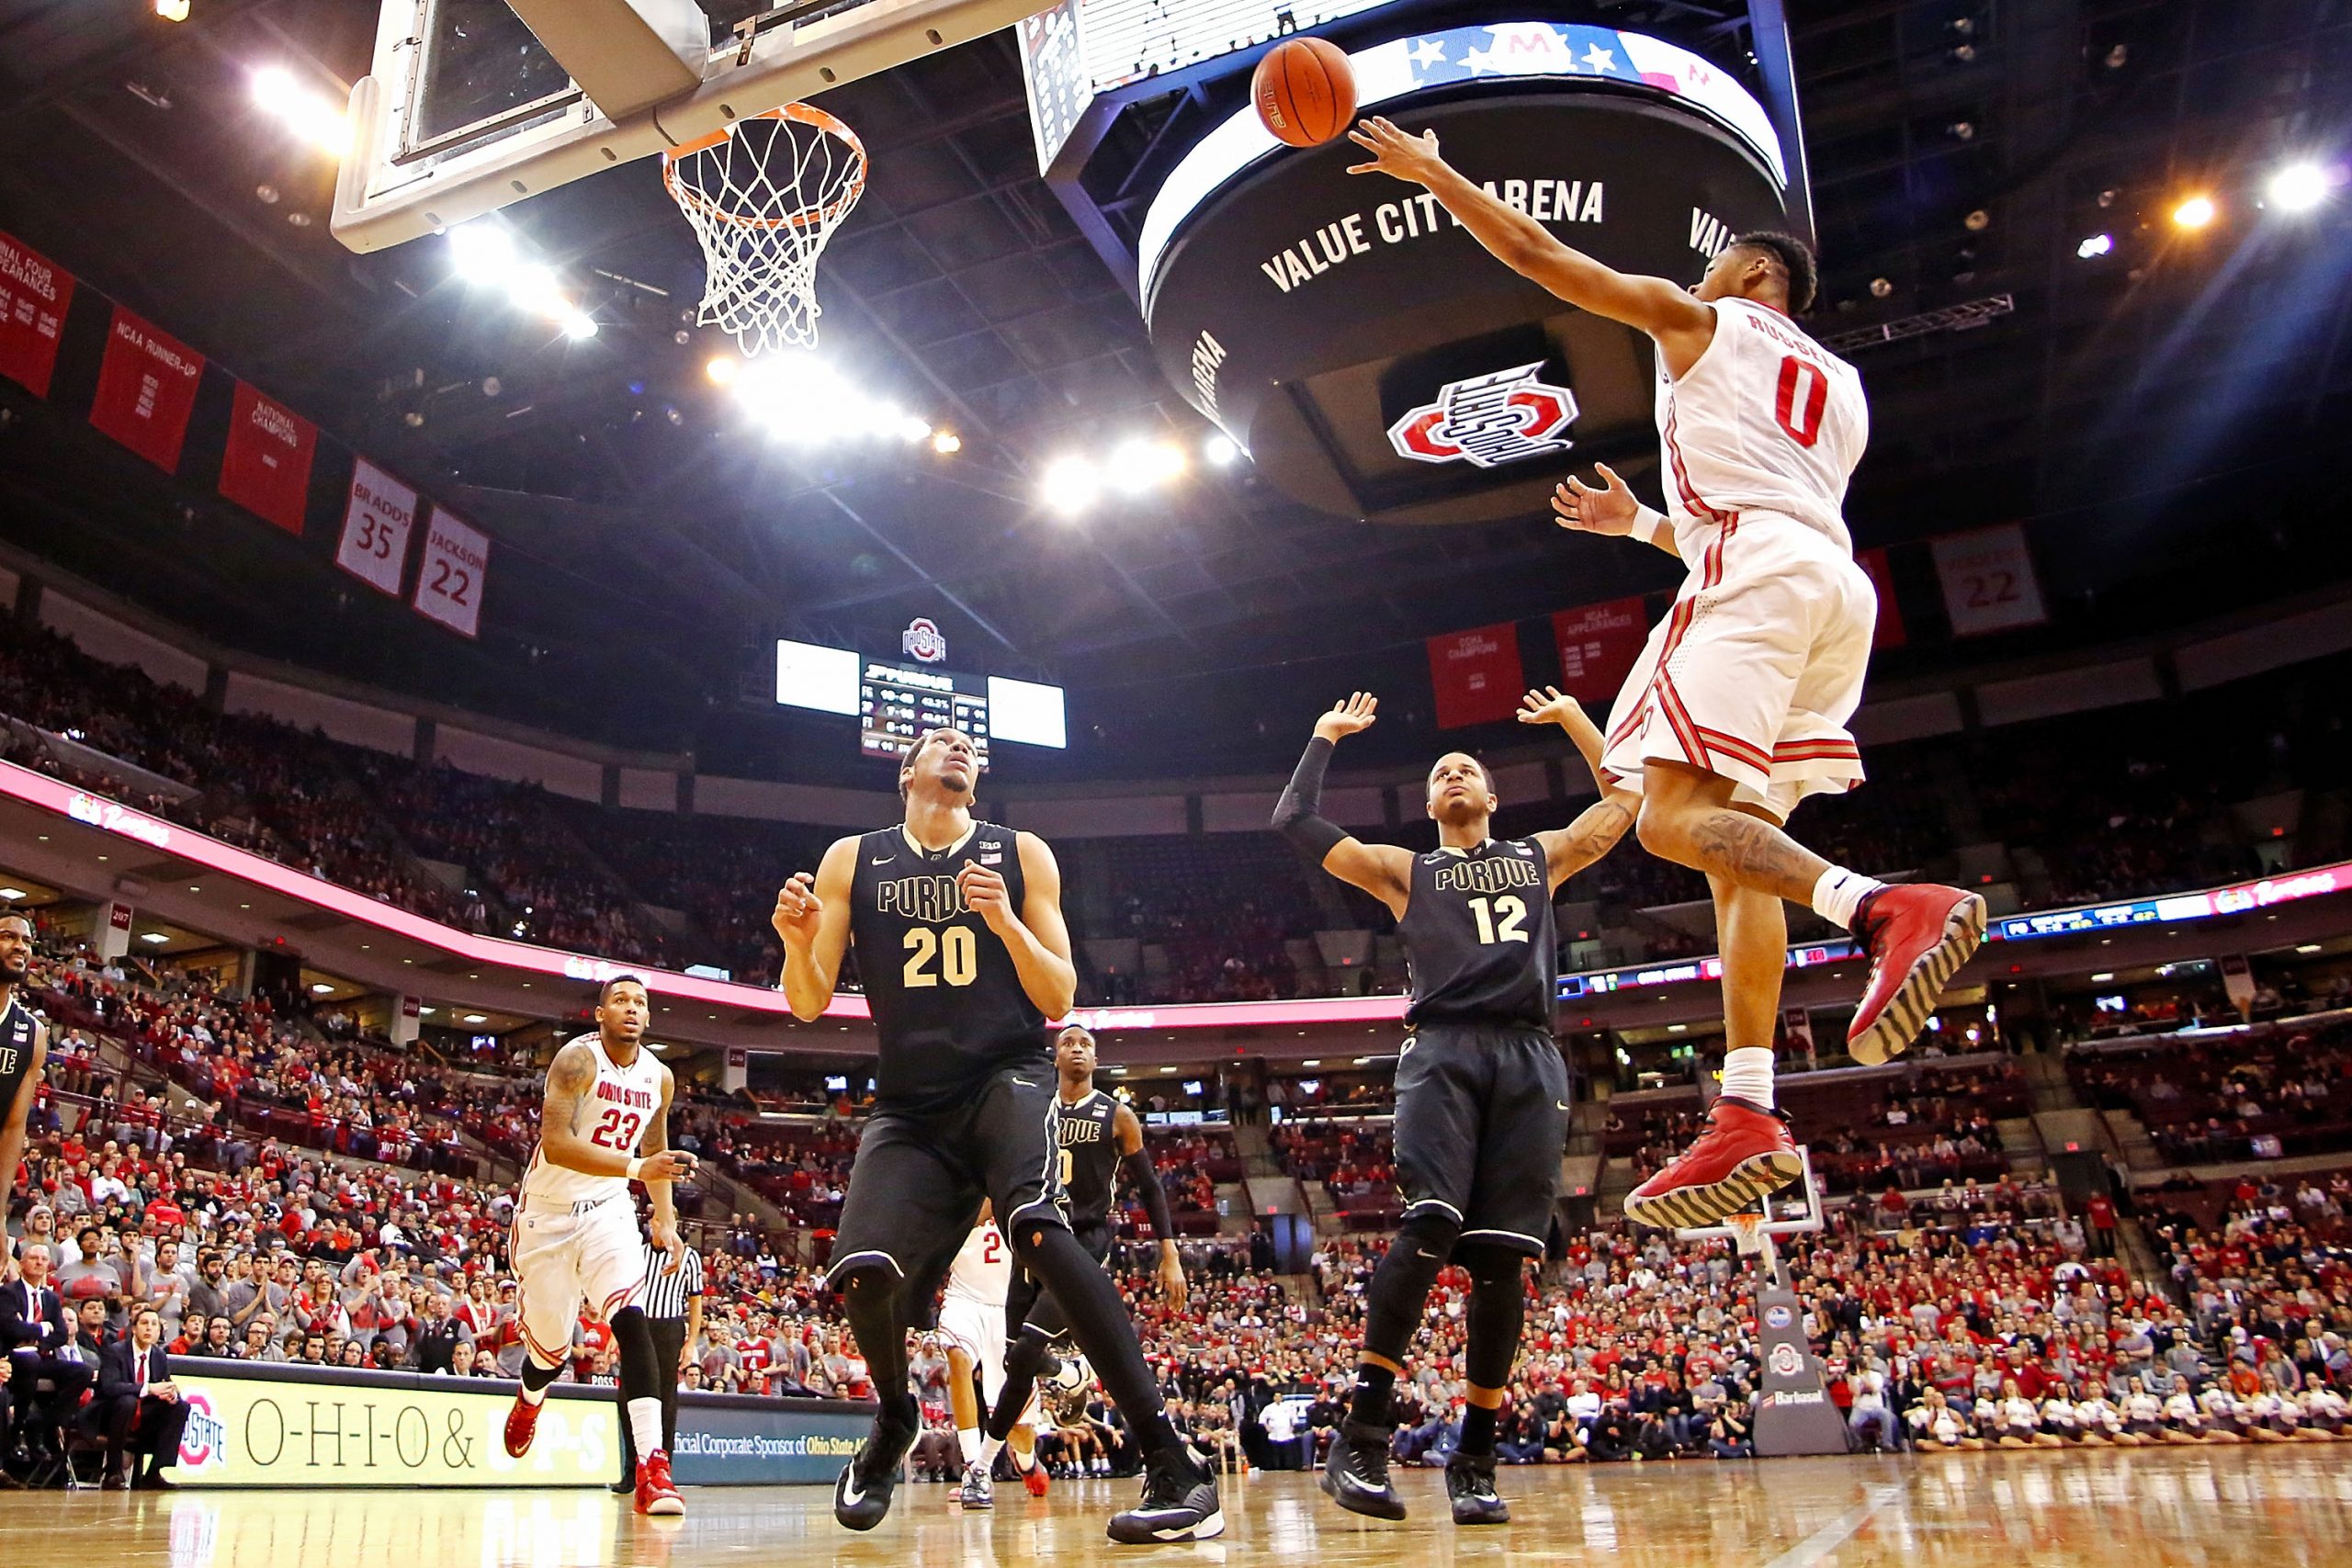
[1657,297,1868,553]
[519,1033,662,1208]
[944,1222,1013,1307]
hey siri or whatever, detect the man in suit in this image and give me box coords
[98,1307,187,1490]
[2,1243,93,1456]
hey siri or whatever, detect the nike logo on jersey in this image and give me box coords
[1012,1078,1036,1088]
[1556,1100,1572,1111]
[871,855,894,865]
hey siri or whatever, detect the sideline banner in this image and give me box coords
[668,1395,874,1485]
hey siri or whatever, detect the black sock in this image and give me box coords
[1011,1223,1182,1461]
[1348,1362,1397,1427]
[1458,1404,1498,1458]
[519,1357,561,1395]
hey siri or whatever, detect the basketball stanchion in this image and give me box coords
[1674,1146,1851,1458]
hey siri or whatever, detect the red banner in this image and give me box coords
[1858,547,1905,649]
[219,379,318,536]
[412,505,490,638]
[1550,596,1649,704]
[1427,621,1524,730]
[0,231,74,397]
[88,305,204,472]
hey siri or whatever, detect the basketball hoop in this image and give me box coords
[1725,1211,1770,1257]
[662,104,867,357]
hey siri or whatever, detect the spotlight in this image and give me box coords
[1950,42,1975,62]
[895,414,933,444]
[2267,162,2335,213]
[446,221,514,284]
[560,310,598,341]
[154,0,190,19]
[2076,232,2114,259]
[1963,209,1991,232]
[1203,433,1240,466]
[505,261,564,314]
[931,430,962,456]
[1869,276,1893,298]
[250,63,348,153]
[2171,194,2217,230]
[1042,457,1101,516]
[705,354,740,387]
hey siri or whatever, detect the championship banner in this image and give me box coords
[1551,597,1647,704]
[1932,522,2048,637]
[0,231,74,398]
[174,1367,616,1488]
[336,458,419,596]
[412,505,490,637]
[219,379,319,536]
[1858,547,1905,649]
[88,304,205,472]
[1427,620,1524,729]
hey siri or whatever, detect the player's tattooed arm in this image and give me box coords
[774,835,858,1021]
[537,1041,693,1181]
[1516,686,1636,888]
[1344,117,1715,372]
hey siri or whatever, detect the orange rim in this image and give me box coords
[662,103,867,232]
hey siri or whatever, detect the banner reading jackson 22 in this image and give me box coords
[174,1368,617,1488]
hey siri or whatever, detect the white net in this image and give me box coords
[1726,1212,1771,1256]
[662,104,867,357]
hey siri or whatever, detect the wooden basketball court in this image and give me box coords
[8,1449,2348,1568]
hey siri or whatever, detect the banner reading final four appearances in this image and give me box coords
[89,304,205,472]
[1428,621,1525,729]
[1551,597,1647,704]
[219,379,319,536]
[0,231,74,398]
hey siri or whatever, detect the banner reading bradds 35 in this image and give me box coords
[1139,23,1791,527]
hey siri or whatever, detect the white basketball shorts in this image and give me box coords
[938,1292,1008,1404]
[510,1193,643,1368]
[1600,510,1874,820]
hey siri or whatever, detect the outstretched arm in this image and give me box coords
[1347,117,1715,374]
[774,836,858,1021]
[1517,687,1638,891]
[1272,694,1412,919]
[1114,1101,1186,1309]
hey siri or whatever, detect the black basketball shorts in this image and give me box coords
[1005,1219,1112,1344]
[825,1061,1070,1293]
[1391,1021,1571,1256]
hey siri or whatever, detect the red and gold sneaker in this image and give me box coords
[503,1393,541,1460]
[1849,885,1986,1066]
[635,1449,686,1516]
[1623,1100,1803,1231]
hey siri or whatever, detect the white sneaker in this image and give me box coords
[957,1461,994,1509]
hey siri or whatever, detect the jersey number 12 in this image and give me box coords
[1468,895,1530,945]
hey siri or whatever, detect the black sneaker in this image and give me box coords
[833,1396,919,1532]
[608,1470,636,1496]
[1107,1448,1224,1543]
[1319,1417,1405,1520]
[1445,1451,1509,1525]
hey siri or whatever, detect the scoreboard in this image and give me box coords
[859,660,991,766]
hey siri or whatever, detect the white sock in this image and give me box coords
[1720,1047,1777,1111]
[628,1396,664,1461]
[520,1378,550,1408]
[981,1435,1008,1470]
[1810,866,1884,930]
[959,1428,981,1466]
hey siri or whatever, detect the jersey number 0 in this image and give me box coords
[903,925,979,987]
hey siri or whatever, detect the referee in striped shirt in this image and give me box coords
[614,1240,705,1494]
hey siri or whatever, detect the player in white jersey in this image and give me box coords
[1351,117,1985,1227]
[503,975,698,1515]
[936,1202,1042,1507]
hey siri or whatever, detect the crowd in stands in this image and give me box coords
[2,617,2346,1008]
[2072,1012,2352,1167]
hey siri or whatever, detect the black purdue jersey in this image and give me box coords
[1399,838,1558,1030]
[0,997,39,1116]
[849,822,1048,1111]
[1055,1089,1123,1231]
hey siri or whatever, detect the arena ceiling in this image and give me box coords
[0,0,2346,767]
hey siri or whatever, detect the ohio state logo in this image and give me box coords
[901,617,947,664]
[177,1391,226,1469]
[1388,362,1578,468]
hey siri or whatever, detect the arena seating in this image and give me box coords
[2069,1012,2352,1166]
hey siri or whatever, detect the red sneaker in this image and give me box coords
[1848,885,1986,1066]
[1021,1455,1049,1497]
[1623,1100,1803,1230]
[503,1394,540,1460]
[635,1449,685,1516]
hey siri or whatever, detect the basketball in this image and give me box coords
[1252,37,1356,148]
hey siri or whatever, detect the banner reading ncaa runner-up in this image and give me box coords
[1139,23,1791,525]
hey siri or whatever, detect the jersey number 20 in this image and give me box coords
[903,925,979,987]
[1469,895,1530,944]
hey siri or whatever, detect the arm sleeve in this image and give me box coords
[1121,1145,1177,1242]
[1272,736,1349,863]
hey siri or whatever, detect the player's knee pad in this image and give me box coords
[1363,1211,1461,1360]
[1456,1243,1528,1388]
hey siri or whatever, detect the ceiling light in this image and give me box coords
[2171,194,2217,231]
[249,64,348,154]
[141,932,169,944]
[462,1014,489,1025]
[1203,433,1240,466]
[2297,943,2324,955]
[1668,1023,1688,1033]
[2090,972,2114,983]
[1042,457,1101,516]
[931,430,961,456]
[560,310,598,341]
[894,414,933,444]
[447,222,514,284]
[1301,1059,1320,1066]
[311,982,334,993]
[2267,162,2335,213]
[706,354,740,386]
[155,0,191,19]
[418,1007,436,1016]
[2076,232,2113,259]
[1963,209,1990,231]
[0,888,23,901]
